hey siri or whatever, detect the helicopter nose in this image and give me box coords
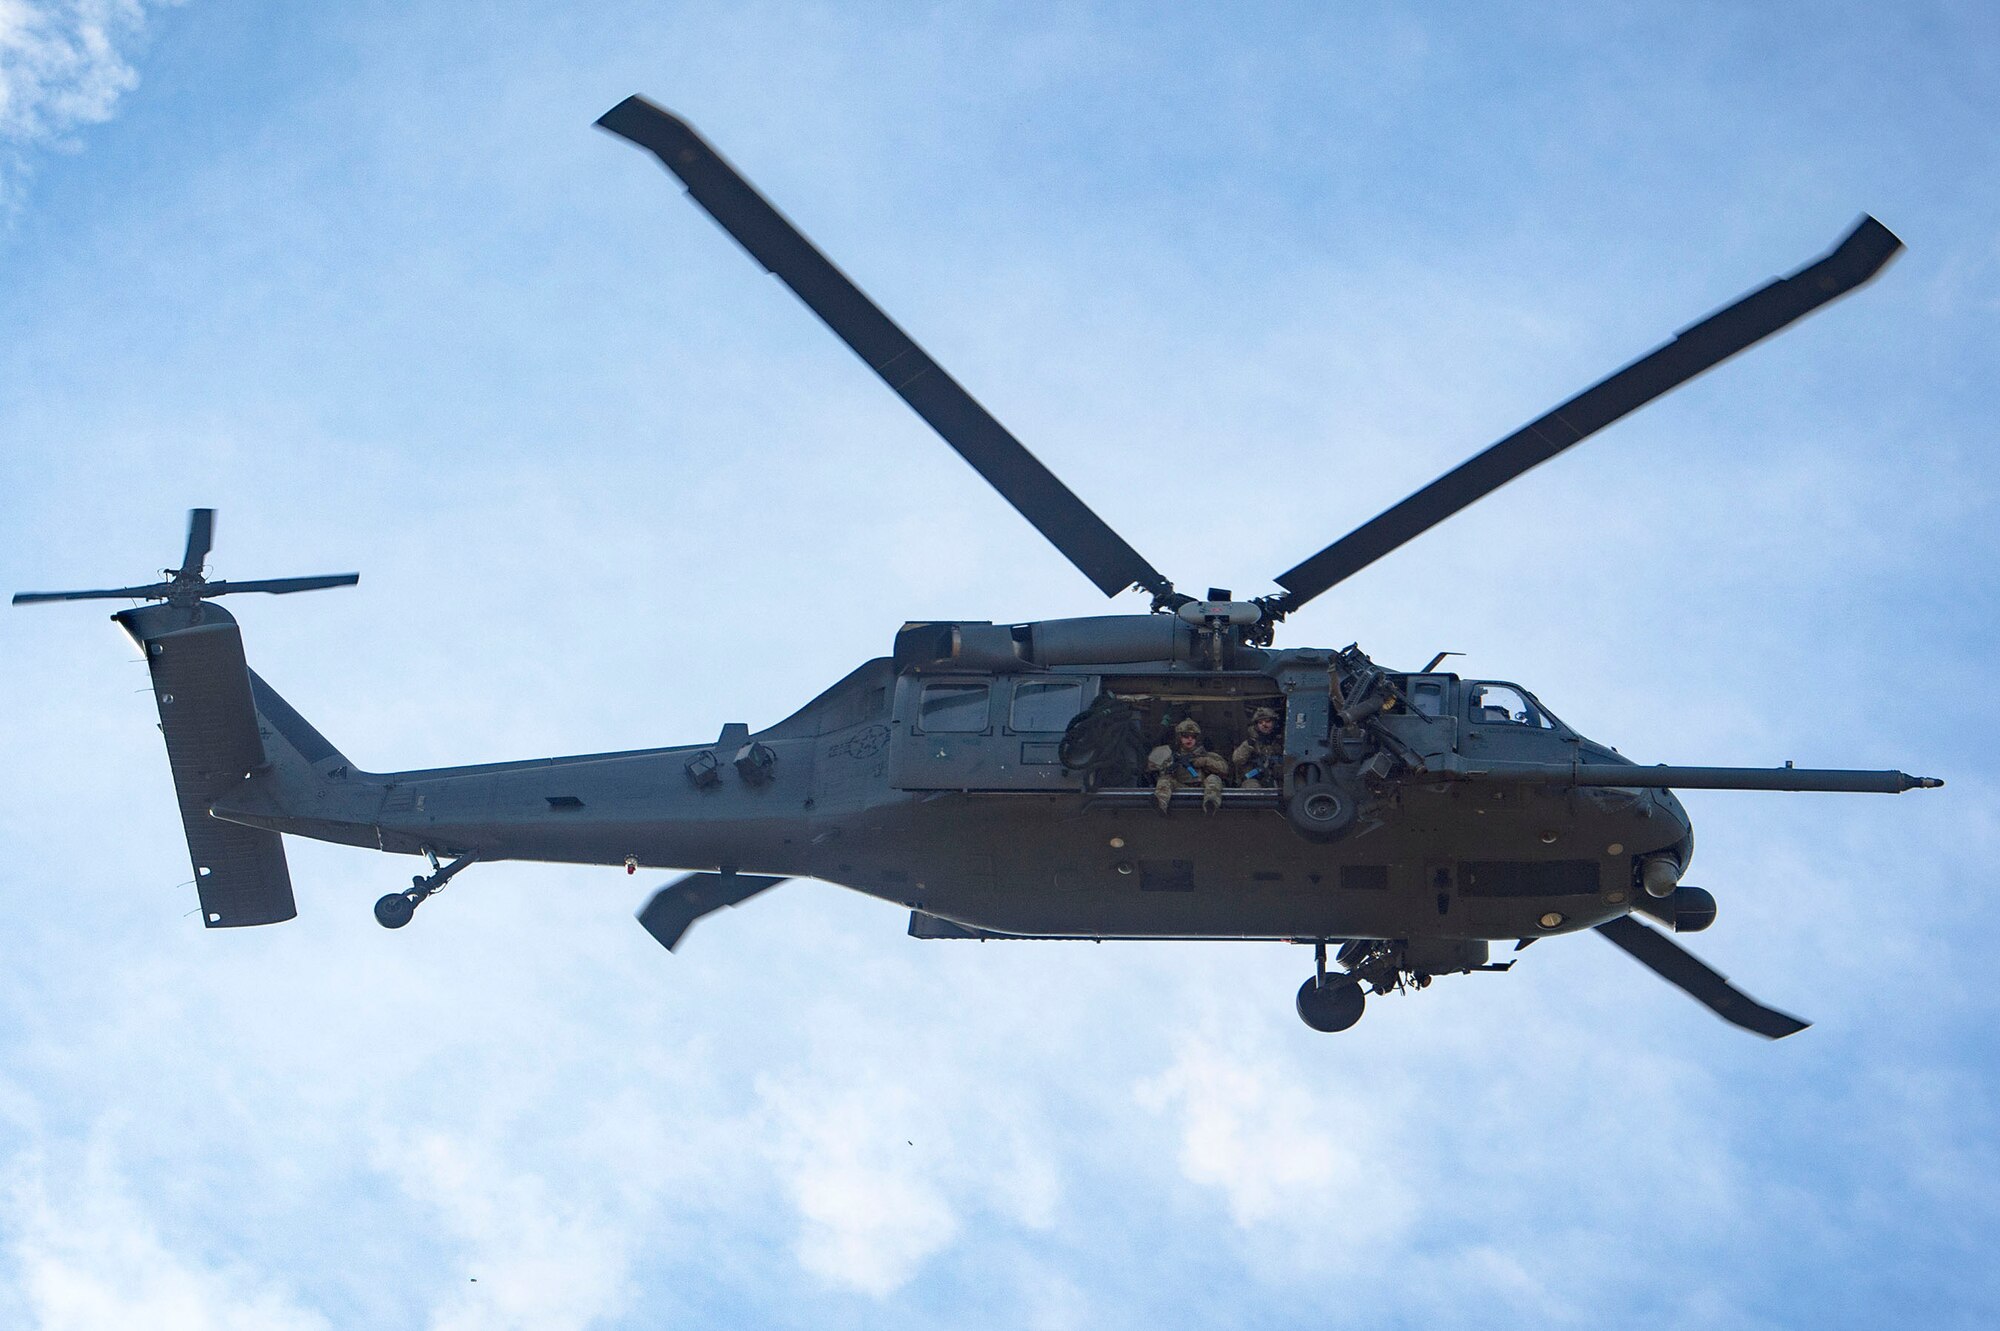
[1657,788,1691,828]
[1653,788,1695,868]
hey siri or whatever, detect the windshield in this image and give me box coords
[1525,690,1567,732]
[1467,681,1566,731]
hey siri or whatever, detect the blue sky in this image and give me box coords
[2,3,1996,1327]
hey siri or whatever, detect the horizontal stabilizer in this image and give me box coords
[637,870,786,952]
[116,604,296,927]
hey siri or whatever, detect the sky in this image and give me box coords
[1,2,1996,1327]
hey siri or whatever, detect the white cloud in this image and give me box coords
[1133,1027,1415,1243]
[381,1132,639,1331]
[757,1075,960,1297]
[1445,1244,1576,1324]
[1,1140,330,1331]
[745,990,1074,1298]
[0,1,162,144]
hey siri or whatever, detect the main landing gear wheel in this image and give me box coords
[1296,976,1366,1032]
[374,892,417,929]
[1286,781,1358,842]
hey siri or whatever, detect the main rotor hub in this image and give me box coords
[1174,598,1262,628]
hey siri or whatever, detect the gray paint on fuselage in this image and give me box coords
[211,645,1688,944]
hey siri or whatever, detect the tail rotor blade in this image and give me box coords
[1272,216,1903,612]
[204,574,360,596]
[181,508,215,576]
[1595,914,1808,1039]
[12,583,173,605]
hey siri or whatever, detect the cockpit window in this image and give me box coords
[1010,679,1085,732]
[1408,678,1447,718]
[1467,682,1553,728]
[919,682,991,732]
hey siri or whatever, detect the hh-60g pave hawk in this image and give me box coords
[17,96,1943,1038]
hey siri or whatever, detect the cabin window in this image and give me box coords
[1409,678,1447,718]
[1467,682,1551,728]
[1010,679,1085,732]
[918,681,991,732]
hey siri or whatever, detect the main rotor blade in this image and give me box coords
[597,96,1172,600]
[1595,914,1809,1039]
[1273,216,1903,611]
[181,508,215,576]
[12,583,173,604]
[205,574,359,596]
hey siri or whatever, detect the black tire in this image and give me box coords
[1296,976,1365,1032]
[1286,781,1358,842]
[374,892,416,929]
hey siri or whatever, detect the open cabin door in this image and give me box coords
[889,674,1096,791]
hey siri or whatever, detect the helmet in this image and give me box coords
[1252,706,1280,724]
[1173,718,1203,738]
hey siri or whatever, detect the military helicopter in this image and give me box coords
[16,95,1941,1038]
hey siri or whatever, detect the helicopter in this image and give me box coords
[14,95,1941,1038]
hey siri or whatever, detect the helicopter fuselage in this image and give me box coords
[212,613,1695,950]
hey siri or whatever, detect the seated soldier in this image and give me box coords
[1148,718,1229,815]
[1232,705,1284,787]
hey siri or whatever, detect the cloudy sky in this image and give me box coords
[2,3,1996,1327]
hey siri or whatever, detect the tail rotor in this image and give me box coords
[12,509,359,609]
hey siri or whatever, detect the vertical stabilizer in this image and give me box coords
[116,603,297,927]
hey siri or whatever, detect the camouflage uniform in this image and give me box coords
[1232,706,1285,788]
[1148,718,1229,814]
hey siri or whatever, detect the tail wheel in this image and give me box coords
[1286,781,1358,842]
[373,893,416,929]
